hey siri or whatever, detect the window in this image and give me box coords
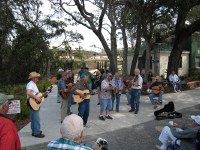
[195,57,200,68]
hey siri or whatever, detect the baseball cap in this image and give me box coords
[0,93,14,106]
[191,115,200,125]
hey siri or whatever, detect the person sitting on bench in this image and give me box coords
[158,115,200,150]
[168,71,182,92]
[148,76,165,109]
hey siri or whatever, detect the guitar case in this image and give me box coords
[154,101,182,120]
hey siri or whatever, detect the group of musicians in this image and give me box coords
[26,68,168,138]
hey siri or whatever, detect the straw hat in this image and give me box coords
[28,72,41,79]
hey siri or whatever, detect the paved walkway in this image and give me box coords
[18,86,200,149]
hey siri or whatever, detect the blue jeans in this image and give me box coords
[130,89,141,111]
[126,92,131,104]
[149,91,164,105]
[67,93,73,113]
[78,99,90,125]
[30,109,41,135]
[172,82,182,91]
[111,93,121,112]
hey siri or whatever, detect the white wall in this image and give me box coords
[127,51,190,77]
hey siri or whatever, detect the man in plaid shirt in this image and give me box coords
[47,114,92,150]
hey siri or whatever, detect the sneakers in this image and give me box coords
[99,115,113,120]
[105,115,113,119]
[134,110,138,114]
[99,115,105,121]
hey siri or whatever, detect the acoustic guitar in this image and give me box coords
[152,85,164,94]
[113,86,119,94]
[28,92,48,110]
[28,86,52,110]
[73,89,91,103]
[60,83,73,99]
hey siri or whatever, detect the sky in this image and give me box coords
[41,0,111,53]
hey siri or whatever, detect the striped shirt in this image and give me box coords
[46,138,93,150]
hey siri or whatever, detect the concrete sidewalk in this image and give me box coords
[18,86,200,149]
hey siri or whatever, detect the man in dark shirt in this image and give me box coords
[148,76,165,109]
[71,74,90,127]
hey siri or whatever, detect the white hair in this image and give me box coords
[60,114,83,140]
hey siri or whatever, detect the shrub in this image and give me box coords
[189,68,200,81]
[0,79,52,120]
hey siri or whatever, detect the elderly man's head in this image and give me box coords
[60,114,84,142]
[80,74,89,84]
[134,69,140,76]
[106,73,113,81]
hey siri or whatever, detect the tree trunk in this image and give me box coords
[130,24,141,75]
[110,22,118,73]
[94,31,117,74]
[167,33,188,76]
[121,26,128,78]
[144,41,151,83]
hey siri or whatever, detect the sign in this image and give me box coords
[7,100,21,114]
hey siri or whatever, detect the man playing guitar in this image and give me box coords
[71,74,90,127]
[148,75,165,109]
[58,71,73,123]
[26,71,45,138]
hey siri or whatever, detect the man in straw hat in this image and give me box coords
[0,93,21,149]
[158,115,200,150]
[47,114,92,150]
[26,71,45,138]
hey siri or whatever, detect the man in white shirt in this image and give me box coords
[26,71,45,138]
[129,69,143,114]
[168,71,182,92]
